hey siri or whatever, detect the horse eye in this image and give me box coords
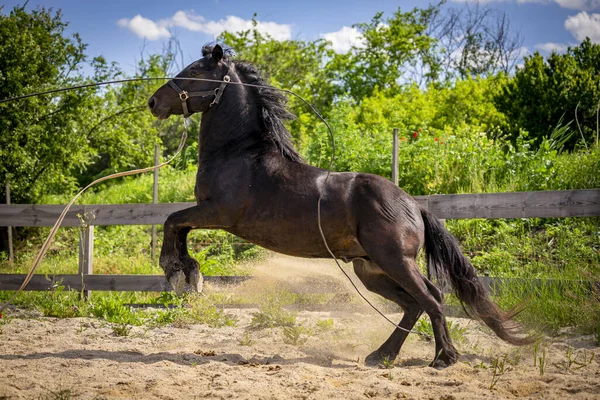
[189,67,202,77]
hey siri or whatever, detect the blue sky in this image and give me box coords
[3,0,600,75]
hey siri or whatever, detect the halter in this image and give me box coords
[167,70,231,118]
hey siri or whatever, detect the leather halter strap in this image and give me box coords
[167,71,231,118]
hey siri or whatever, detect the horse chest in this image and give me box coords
[194,163,248,202]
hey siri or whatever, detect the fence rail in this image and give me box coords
[1,189,598,227]
[0,189,599,294]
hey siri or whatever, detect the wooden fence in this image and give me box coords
[0,189,598,293]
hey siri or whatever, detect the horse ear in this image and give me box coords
[212,44,224,62]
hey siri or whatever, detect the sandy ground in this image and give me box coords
[1,255,599,399]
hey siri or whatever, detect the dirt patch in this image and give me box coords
[1,255,599,399]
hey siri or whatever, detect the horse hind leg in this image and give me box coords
[381,255,458,368]
[353,259,423,366]
[358,231,459,368]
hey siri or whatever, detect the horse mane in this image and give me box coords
[201,44,303,163]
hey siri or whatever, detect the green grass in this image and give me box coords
[444,216,600,336]
[250,289,297,330]
[413,317,467,344]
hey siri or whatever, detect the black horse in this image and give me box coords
[148,44,532,368]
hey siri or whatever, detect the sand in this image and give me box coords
[0,255,598,399]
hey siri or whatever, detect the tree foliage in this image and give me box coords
[0,5,90,202]
[0,5,186,202]
[219,17,339,146]
[429,3,524,80]
[495,38,600,148]
[333,6,437,100]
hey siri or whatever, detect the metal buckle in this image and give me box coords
[223,75,231,82]
[179,91,189,101]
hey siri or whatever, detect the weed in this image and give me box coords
[111,323,131,337]
[533,341,540,367]
[239,332,254,346]
[283,324,309,345]
[250,290,296,330]
[148,309,180,326]
[553,347,596,371]
[538,347,547,375]
[414,318,434,339]
[413,317,466,344]
[489,354,513,390]
[40,386,76,400]
[36,280,84,318]
[447,320,467,344]
[89,294,143,326]
[173,294,236,328]
[316,318,334,332]
[156,291,186,308]
[0,314,7,335]
[75,319,89,335]
[507,350,522,367]
[382,356,394,369]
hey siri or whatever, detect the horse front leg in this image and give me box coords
[160,202,227,295]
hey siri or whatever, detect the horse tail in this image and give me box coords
[420,209,535,346]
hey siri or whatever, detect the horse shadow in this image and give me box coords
[0,348,361,369]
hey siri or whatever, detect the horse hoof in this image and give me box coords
[188,269,204,293]
[169,270,186,296]
[364,351,396,367]
[429,350,459,369]
[429,359,450,370]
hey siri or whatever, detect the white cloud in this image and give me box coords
[450,0,600,10]
[193,15,292,41]
[117,15,171,40]
[450,0,551,4]
[534,42,570,52]
[512,45,531,59]
[118,11,292,41]
[555,0,600,10]
[168,11,205,32]
[565,11,600,41]
[321,26,365,53]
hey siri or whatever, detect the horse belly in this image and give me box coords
[227,213,364,259]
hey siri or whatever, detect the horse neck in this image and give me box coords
[198,79,263,161]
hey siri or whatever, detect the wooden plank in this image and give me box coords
[392,128,399,186]
[5,181,14,263]
[0,190,598,227]
[427,189,600,219]
[78,225,94,299]
[151,144,160,260]
[0,274,251,292]
[0,203,194,227]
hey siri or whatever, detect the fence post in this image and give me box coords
[5,181,14,265]
[78,224,94,299]
[392,128,399,186]
[151,144,159,261]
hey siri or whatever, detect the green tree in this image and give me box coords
[0,5,90,202]
[219,17,339,147]
[334,6,438,101]
[77,53,180,185]
[495,38,600,148]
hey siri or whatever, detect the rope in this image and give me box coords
[0,76,426,338]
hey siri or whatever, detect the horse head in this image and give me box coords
[148,44,232,119]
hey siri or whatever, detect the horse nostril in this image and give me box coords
[148,97,156,110]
